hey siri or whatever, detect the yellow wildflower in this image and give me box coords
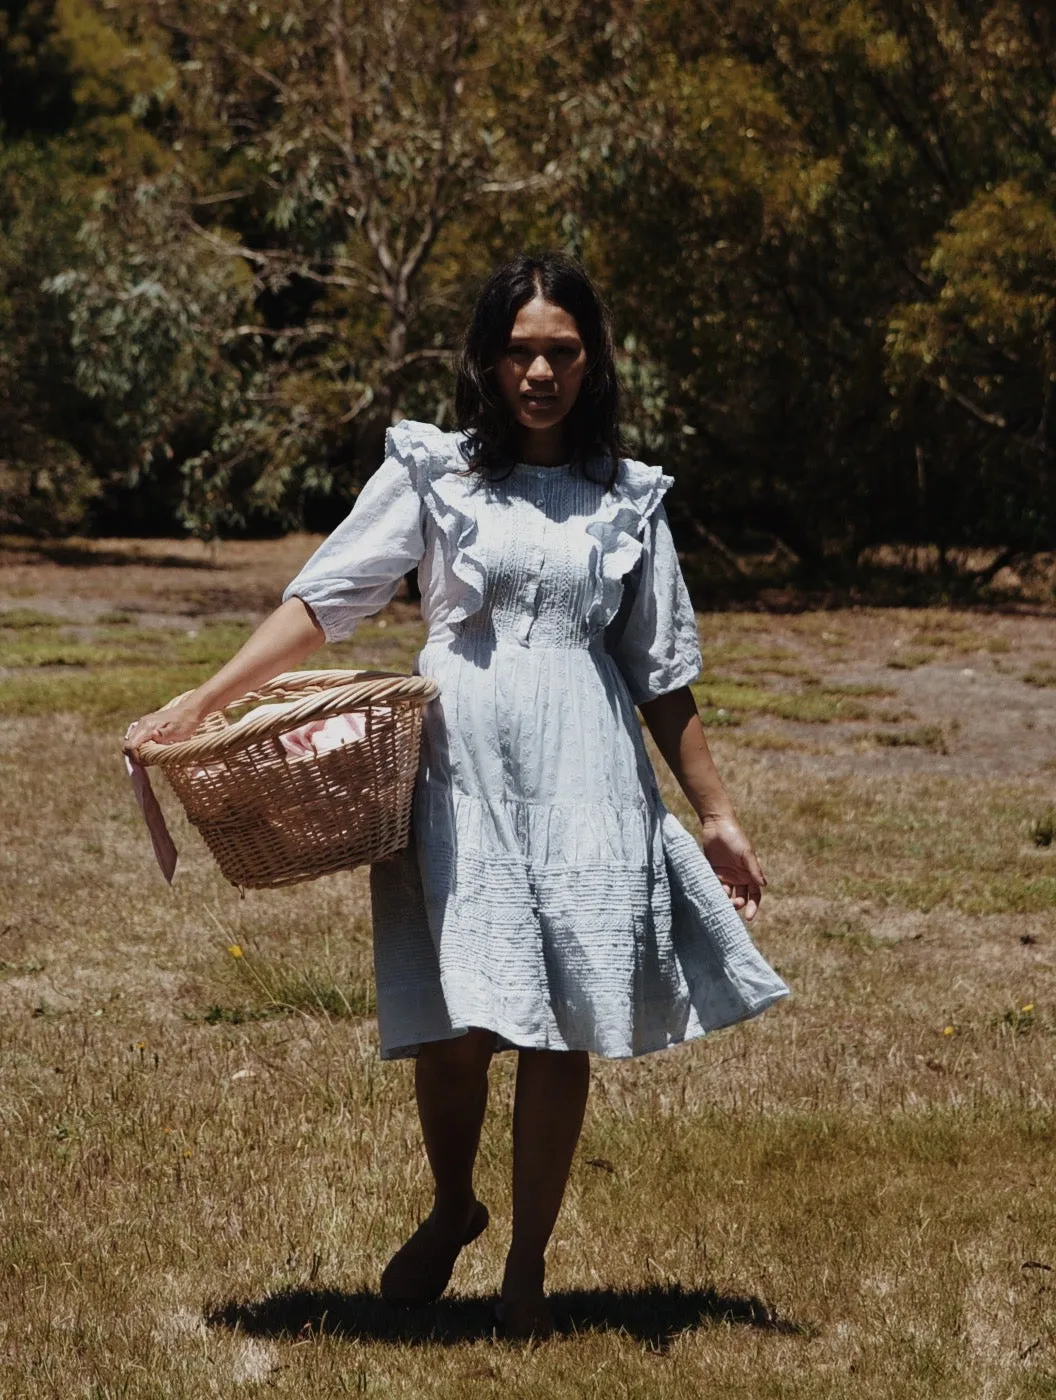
[228,944,243,959]
[1021,1003,1034,1014]
[943,1025,955,1036]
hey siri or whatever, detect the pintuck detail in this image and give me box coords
[285,419,790,1059]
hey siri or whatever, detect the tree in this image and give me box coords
[567,0,1056,573]
[132,0,577,516]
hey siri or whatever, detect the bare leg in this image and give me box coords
[500,1048,590,1333]
[417,1028,495,1222]
[380,1028,495,1304]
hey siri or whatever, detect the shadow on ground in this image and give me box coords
[206,1282,808,1348]
[7,542,217,571]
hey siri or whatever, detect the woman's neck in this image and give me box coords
[517,425,568,466]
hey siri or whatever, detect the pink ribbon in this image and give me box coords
[124,749,178,885]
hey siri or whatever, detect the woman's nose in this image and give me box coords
[526,354,554,381]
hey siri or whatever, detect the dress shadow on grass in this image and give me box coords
[205,1283,808,1349]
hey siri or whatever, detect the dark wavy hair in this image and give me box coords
[455,253,624,488]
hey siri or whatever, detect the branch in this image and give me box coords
[338,386,376,424]
[217,38,294,100]
[184,217,368,290]
[932,375,1007,429]
[219,323,336,343]
[327,0,371,210]
[926,375,1044,453]
[688,518,750,577]
[190,188,253,206]
[400,3,470,291]
[389,347,455,374]
[478,171,561,195]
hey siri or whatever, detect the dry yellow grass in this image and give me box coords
[1,539,1054,1398]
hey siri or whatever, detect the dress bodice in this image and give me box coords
[282,419,702,707]
[455,465,607,652]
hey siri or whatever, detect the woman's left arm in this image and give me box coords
[639,685,767,921]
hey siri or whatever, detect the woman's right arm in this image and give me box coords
[125,429,430,754]
[123,597,325,753]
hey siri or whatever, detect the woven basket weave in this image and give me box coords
[136,669,438,890]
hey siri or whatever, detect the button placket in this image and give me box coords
[518,481,546,645]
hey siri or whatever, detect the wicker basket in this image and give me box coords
[136,669,438,890]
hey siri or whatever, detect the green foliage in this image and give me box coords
[1,0,1054,565]
[0,140,100,534]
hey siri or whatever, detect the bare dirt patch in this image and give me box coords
[0,532,326,619]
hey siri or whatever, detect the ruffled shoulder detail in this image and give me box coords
[384,418,486,626]
[585,458,673,633]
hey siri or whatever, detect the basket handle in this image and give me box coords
[137,671,438,770]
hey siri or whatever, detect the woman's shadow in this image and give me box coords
[206,1283,807,1349]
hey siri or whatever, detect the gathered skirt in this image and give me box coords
[370,636,789,1059]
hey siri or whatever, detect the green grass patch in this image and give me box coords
[0,665,216,722]
[815,917,887,952]
[989,1003,1051,1037]
[911,629,1011,654]
[0,608,63,630]
[0,620,258,723]
[823,681,898,698]
[0,639,138,668]
[0,960,45,977]
[841,871,1056,915]
[871,725,948,754]
[753,774,1056,914]
[327,619,426,674]
[693,675,871,725]
[222,947,376,1021]
[0,612,426,725]
[886,649,936,670]
[1023,666,1056,688]
[0,619,251,671]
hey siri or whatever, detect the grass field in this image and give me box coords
[1,535,1054,1399]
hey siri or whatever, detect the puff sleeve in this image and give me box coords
[606,504,702,705]
[282,453,425,642]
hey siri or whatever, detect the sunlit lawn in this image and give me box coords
[1,541,1054,1398]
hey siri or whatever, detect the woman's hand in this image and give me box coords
[700,814,767,922]
[121,597,326,760]
[123,698,204,757]
[638,689,768,921]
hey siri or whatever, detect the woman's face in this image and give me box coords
[494,294,588,437]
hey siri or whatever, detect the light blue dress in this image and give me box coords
[284,420,789,1058]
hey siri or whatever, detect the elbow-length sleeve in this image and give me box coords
[606,503,702,705]
[282,453,425,642]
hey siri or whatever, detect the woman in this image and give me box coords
[125,253,789,1338]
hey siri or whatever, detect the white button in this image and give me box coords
[535,497,544,507]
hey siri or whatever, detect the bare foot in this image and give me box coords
[497,1251,554,1339]
[494,1296,556,1341]
[380,1199,489,1305]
